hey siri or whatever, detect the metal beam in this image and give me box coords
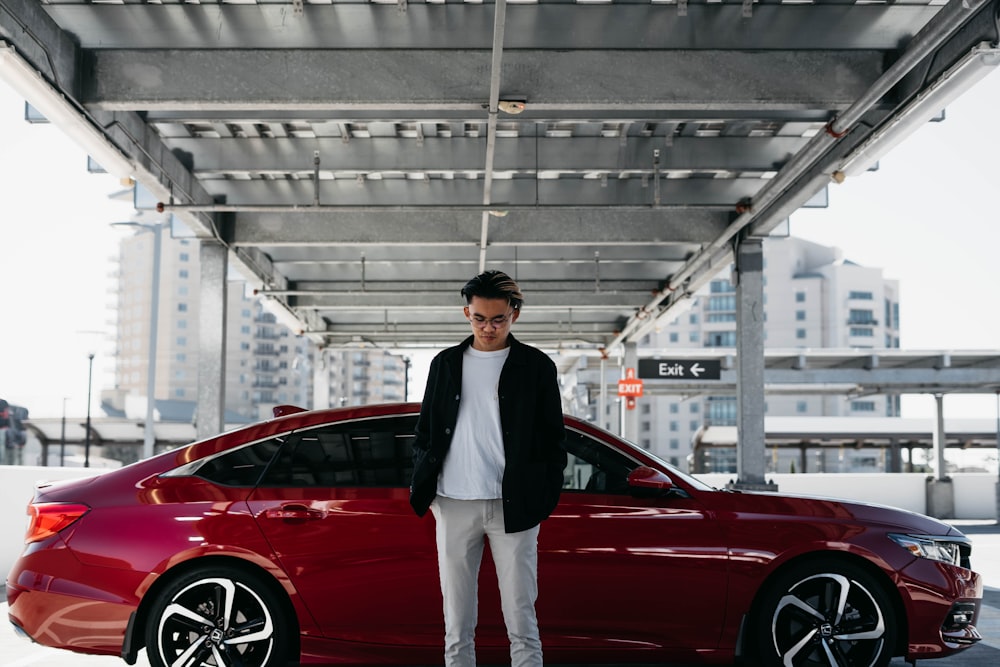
[159,136,813,174]
[85,49,885,112]
[226,208,729,246]
[47,5,939,51]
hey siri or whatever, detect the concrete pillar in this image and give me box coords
[313,348,330,409]
[730,237,775,491]
[196,241,228,439]
[933,393,948,481]
[926,393,954,519]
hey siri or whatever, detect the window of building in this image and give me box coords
[849,309,875,324]
[179,252,189,262]
[849,291,874,300]
[707,313,736,323]
[179,269,189,279]
[669,403,679,414]
[796,329,807,339]
[690,402,700,413]
[178,303,188,312]
[850,327,875,337]
[795,291,806,303]
[689,331,699,343]
[851,401,877,412]
[707,396,736,426]
[707,295,736,312]
[689,420,699,431]
[796,401,808,413]
[689,313,698,325]
[710,279,735,293]
[669,421,678,432]
[669,332,679,343]
[641,421,651,432]
[706,331,736,347]
[669,438,679,450]
[795,310,806,321]
[177,320,187,329]
[176,336,187,346]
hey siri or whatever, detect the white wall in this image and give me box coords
[2,467,997,583]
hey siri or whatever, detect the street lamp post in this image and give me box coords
[84,352,94,467]
[113,221,163,460]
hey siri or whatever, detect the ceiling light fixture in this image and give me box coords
[0,42,136,180]
[839,42,1000,178]
[498,99,526,115]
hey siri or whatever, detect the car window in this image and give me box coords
[260,415,417,488]
[194,439,283,487]
[562,428,638,494]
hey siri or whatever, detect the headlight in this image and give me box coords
[888,533,970,567]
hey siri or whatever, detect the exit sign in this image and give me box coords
[638,359,722,380]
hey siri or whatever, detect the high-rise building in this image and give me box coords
[579,237,901,472]
[318,349,410,406]
[109,230,314,424]
[109,230,405,434]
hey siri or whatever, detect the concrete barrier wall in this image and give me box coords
[2,466,997,584]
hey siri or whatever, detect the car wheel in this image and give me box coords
[145,567,290,667]
[755,560,896,667]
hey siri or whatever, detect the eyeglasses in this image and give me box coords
[469,311,514,329]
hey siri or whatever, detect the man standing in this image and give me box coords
[410,270,567,667]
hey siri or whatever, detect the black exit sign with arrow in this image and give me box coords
[638,359,722,380]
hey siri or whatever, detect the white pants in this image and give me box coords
[431,496,542,667]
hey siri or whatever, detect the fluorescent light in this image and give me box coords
[629,294,695,343]
[840,42,1000,177]
[0,42,136,180]
[260,297,305,335]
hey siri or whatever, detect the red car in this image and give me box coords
[6,403,982,667]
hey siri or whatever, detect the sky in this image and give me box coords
[1,69,999,422]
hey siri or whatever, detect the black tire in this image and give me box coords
[754,560,897,667]
[144,566,290,667]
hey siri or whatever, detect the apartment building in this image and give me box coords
[581,237,901,473]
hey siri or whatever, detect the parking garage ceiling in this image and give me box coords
[2,0,998,352]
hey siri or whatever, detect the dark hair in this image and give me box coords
[460,270,524,311]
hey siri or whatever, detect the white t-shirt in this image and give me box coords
[437,346,510,500]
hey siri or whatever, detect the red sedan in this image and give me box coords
[6,403,982,667]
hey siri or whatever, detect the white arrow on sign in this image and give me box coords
[689,363,704,378]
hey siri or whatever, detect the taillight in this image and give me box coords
[25,503,90,544]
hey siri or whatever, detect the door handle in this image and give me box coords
[264,504,326,521]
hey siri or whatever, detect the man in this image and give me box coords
[410,270,567,667]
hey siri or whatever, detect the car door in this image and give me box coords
[246,415,444,647]
[537,427,730,652]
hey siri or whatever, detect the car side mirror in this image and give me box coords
[627,466,674,493]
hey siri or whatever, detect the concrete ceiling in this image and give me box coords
[2,0,998,353]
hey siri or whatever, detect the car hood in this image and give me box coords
[712,486,963,537]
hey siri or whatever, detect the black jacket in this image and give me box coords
[409,334,567,533]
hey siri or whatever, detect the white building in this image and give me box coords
[581,237,901,473]
[109,229,407,444]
